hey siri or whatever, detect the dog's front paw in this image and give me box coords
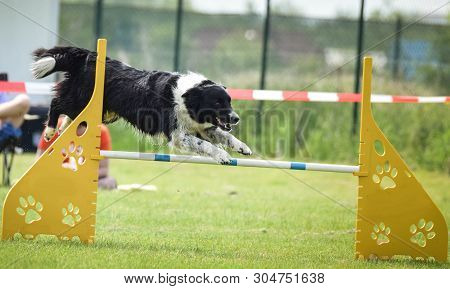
[235,142,252,156]
[213,149,232,165]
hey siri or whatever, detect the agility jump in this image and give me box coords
[1,39,447,262]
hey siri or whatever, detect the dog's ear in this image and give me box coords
[182,86,203,101]
[198,80,215,87]
[182,87,204,118]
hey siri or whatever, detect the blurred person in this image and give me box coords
[0,73,30,150]
[36,116,117,190]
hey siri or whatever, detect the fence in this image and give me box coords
[59,0,449,93]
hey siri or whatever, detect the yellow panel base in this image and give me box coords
[355,57,448,262]
[1,39,107,243]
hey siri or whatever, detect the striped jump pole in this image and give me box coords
[99,150,359,174]
[1,39,447,262]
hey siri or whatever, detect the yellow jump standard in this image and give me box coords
[1,39,447,262]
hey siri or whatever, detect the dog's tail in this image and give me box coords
[31,46,92,79]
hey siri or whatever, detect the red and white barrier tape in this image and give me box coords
[0,81,54,96]
[227,88,450,103]
[1,81,449,104]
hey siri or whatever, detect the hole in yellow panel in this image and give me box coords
[62,203,81,227]
[380,176,396,190]
[69,141,75,153]
[16,207,25,216]
[376,165,382,174]
[18,195,43,225]
[35,202,43,211]
[372,174,380,183]
[373,225,379,233]
[15,195,43,223]
[391,167,398,177]
[78,155,86,165]
[76,145,83,155]
[410,219,436,248]
[371,222,391,245]
[374,140,385,156]
[76,121,88,137]
[62,156,78,171]
[19,197,27,208]
[418,219,426,229]
[27,195,35,206]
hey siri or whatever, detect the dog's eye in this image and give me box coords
[215,101,221,106]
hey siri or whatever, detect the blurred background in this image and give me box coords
[1,0,449,173]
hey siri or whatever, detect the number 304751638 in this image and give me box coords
[253,272,325,284]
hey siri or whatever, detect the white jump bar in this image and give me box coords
[99,150,359,174]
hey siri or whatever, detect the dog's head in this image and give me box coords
[182,80,239,131]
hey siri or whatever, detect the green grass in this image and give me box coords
[0,154,449,268]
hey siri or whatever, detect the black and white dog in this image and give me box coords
[31,46,251,164]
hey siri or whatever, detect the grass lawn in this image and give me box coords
[0,154,448,268]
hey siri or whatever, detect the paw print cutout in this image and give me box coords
[61,141,85,172]
[370,222,391,245]
[16,195,43,224]
[372,160,397,190]
[62,203,82,227]
[410,219,436,247]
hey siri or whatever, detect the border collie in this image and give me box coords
[31,46,252,164]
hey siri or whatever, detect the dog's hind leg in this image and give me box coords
[171,131,232,164]
[44,97,63,141]
[201,128,252,156]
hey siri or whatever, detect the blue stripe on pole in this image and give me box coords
[225,159,237,167]
[155,154,170,162]
[290,162,306,170]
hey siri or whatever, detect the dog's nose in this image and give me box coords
[230,112,240,124]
